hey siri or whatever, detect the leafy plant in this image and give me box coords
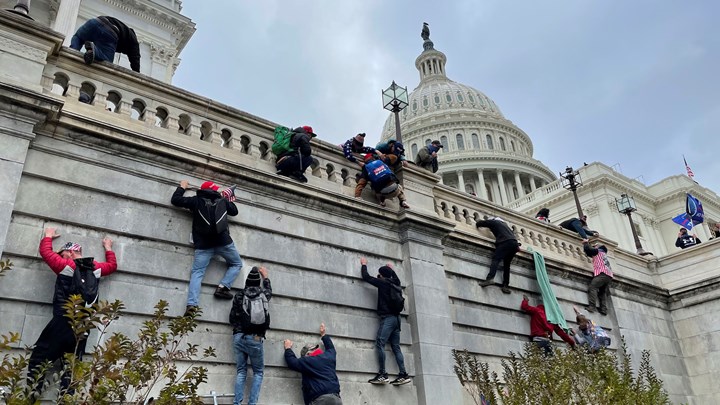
[0,259,12,277]
[0,295,215,404]
[453,339,671,405]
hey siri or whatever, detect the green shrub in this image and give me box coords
[0,293,215,404]
[453,341,671,405]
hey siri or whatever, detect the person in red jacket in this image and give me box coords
[28,227,117,393]
[521,295,575,355]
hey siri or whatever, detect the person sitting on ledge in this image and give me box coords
[414,140,442,173]
[535,207,551,223]
[559,215,598,242]
[70,16,141,72]
[342,133,378,169]
[675,227,701,249]
[275,126,317,183]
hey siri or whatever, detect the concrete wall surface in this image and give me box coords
[1,11,720,404]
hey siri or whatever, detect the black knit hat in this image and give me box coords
[246,266,261,287]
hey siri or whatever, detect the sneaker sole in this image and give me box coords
[369,380,389,385]
[83,41,94,65]
[392,379,412,386]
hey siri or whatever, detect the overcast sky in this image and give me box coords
[174,0,720,194]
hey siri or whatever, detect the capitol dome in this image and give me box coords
[382,26,556,204]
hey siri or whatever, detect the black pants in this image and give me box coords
[485,240,519,287]
[276,154,313,176]
[27,315,86,392]
[588,273,612,312]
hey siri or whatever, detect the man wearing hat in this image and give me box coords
[229,266,272,405]
[582,241,614,315]
[360,258,411,386]
[342,132,379,168]
[276,126,317,183]
[28,227,117,392]
[375,139,408,169]
[414,140,443,172]
[172,179,243,316]
[284,323,342,405]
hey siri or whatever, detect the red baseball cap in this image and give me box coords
[302,125,317,137]
[200,181,219,191]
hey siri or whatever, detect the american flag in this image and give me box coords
[221,185,237,202]
[683,156,694,179]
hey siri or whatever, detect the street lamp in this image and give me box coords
[6,0,33,19]
[615,193,653,256]
[382,81,409,144]
[559,166,584,219]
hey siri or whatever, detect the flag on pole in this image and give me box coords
[683,156,694,179]
[672,213,694,230]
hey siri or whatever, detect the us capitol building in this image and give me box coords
[382,27,719,257]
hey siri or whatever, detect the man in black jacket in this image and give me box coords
[171,180,243,316]
[477,216,520,294]
[276,126,316,183]
[70,16,141,72]
[229,267,272,405]
[559,215,598,242]
[284,323,342,405]
[360,258,411,386]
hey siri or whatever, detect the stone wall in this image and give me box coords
[1,10,720,404]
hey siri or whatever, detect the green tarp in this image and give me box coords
[528,247,570,331]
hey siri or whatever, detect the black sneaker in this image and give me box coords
[584,305,596,313]
[83,41,95,65]
[214,285,233,300]
[501,287,512,294]
[183,305,199,317]
[599,309,608,316]
[390,373,412,386]
[368,373,389,384]
[479,279,494,287]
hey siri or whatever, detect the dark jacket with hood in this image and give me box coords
[100,16,141,72]
[361,265,402,316]
[559,217,597,235]
[278,127,313,159]
[284,334,341,405]
[171,187,238,249]
[476,218,517,245]
[229,277,272,337]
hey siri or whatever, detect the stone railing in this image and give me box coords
[507,178,563,210]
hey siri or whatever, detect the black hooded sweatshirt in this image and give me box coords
[101,16,141,72]
[361,265,401,316]
[171,187,238,249]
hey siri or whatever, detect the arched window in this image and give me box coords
[440,136,449,151]
[51,72,69,96]
[511,140,516,152]
[221,129,233,148]
[178,114,191,134]
[155,107,169,127]
[106,91,122,113]
[486,185,494,202]
[466,184,475,195]
[499,137,506,151]
[456,134,464,150]
[411,143,418,158]
[425,138,432,146]
[200,121,213,141]
[130,99,146,120]
[471,133,480,149]
[486,135,494,150]
[79,82,96,104]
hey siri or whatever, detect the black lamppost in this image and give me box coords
[560,166,584,219]
[616,193,653,256]
[382,81,409,144]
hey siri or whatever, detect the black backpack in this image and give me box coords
[388,283,405,314]
[72,257,100,305]
[198,198,229,235]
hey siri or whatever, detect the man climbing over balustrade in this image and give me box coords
[342,133,379,169]
[171,180,242,317]
[375,139,408,170]
[70,16,141,72]
[476,216,520,294]
[583,241,613,315]
[355,154,410,209]
[414,140,442,173]
[559,215,598,242]
[273,125,317,183]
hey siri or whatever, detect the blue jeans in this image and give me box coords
[187,242,243,306]
[69,18,117,62]
[570,220,589,239]
[233,334,264,405]
[375,315,406,375]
